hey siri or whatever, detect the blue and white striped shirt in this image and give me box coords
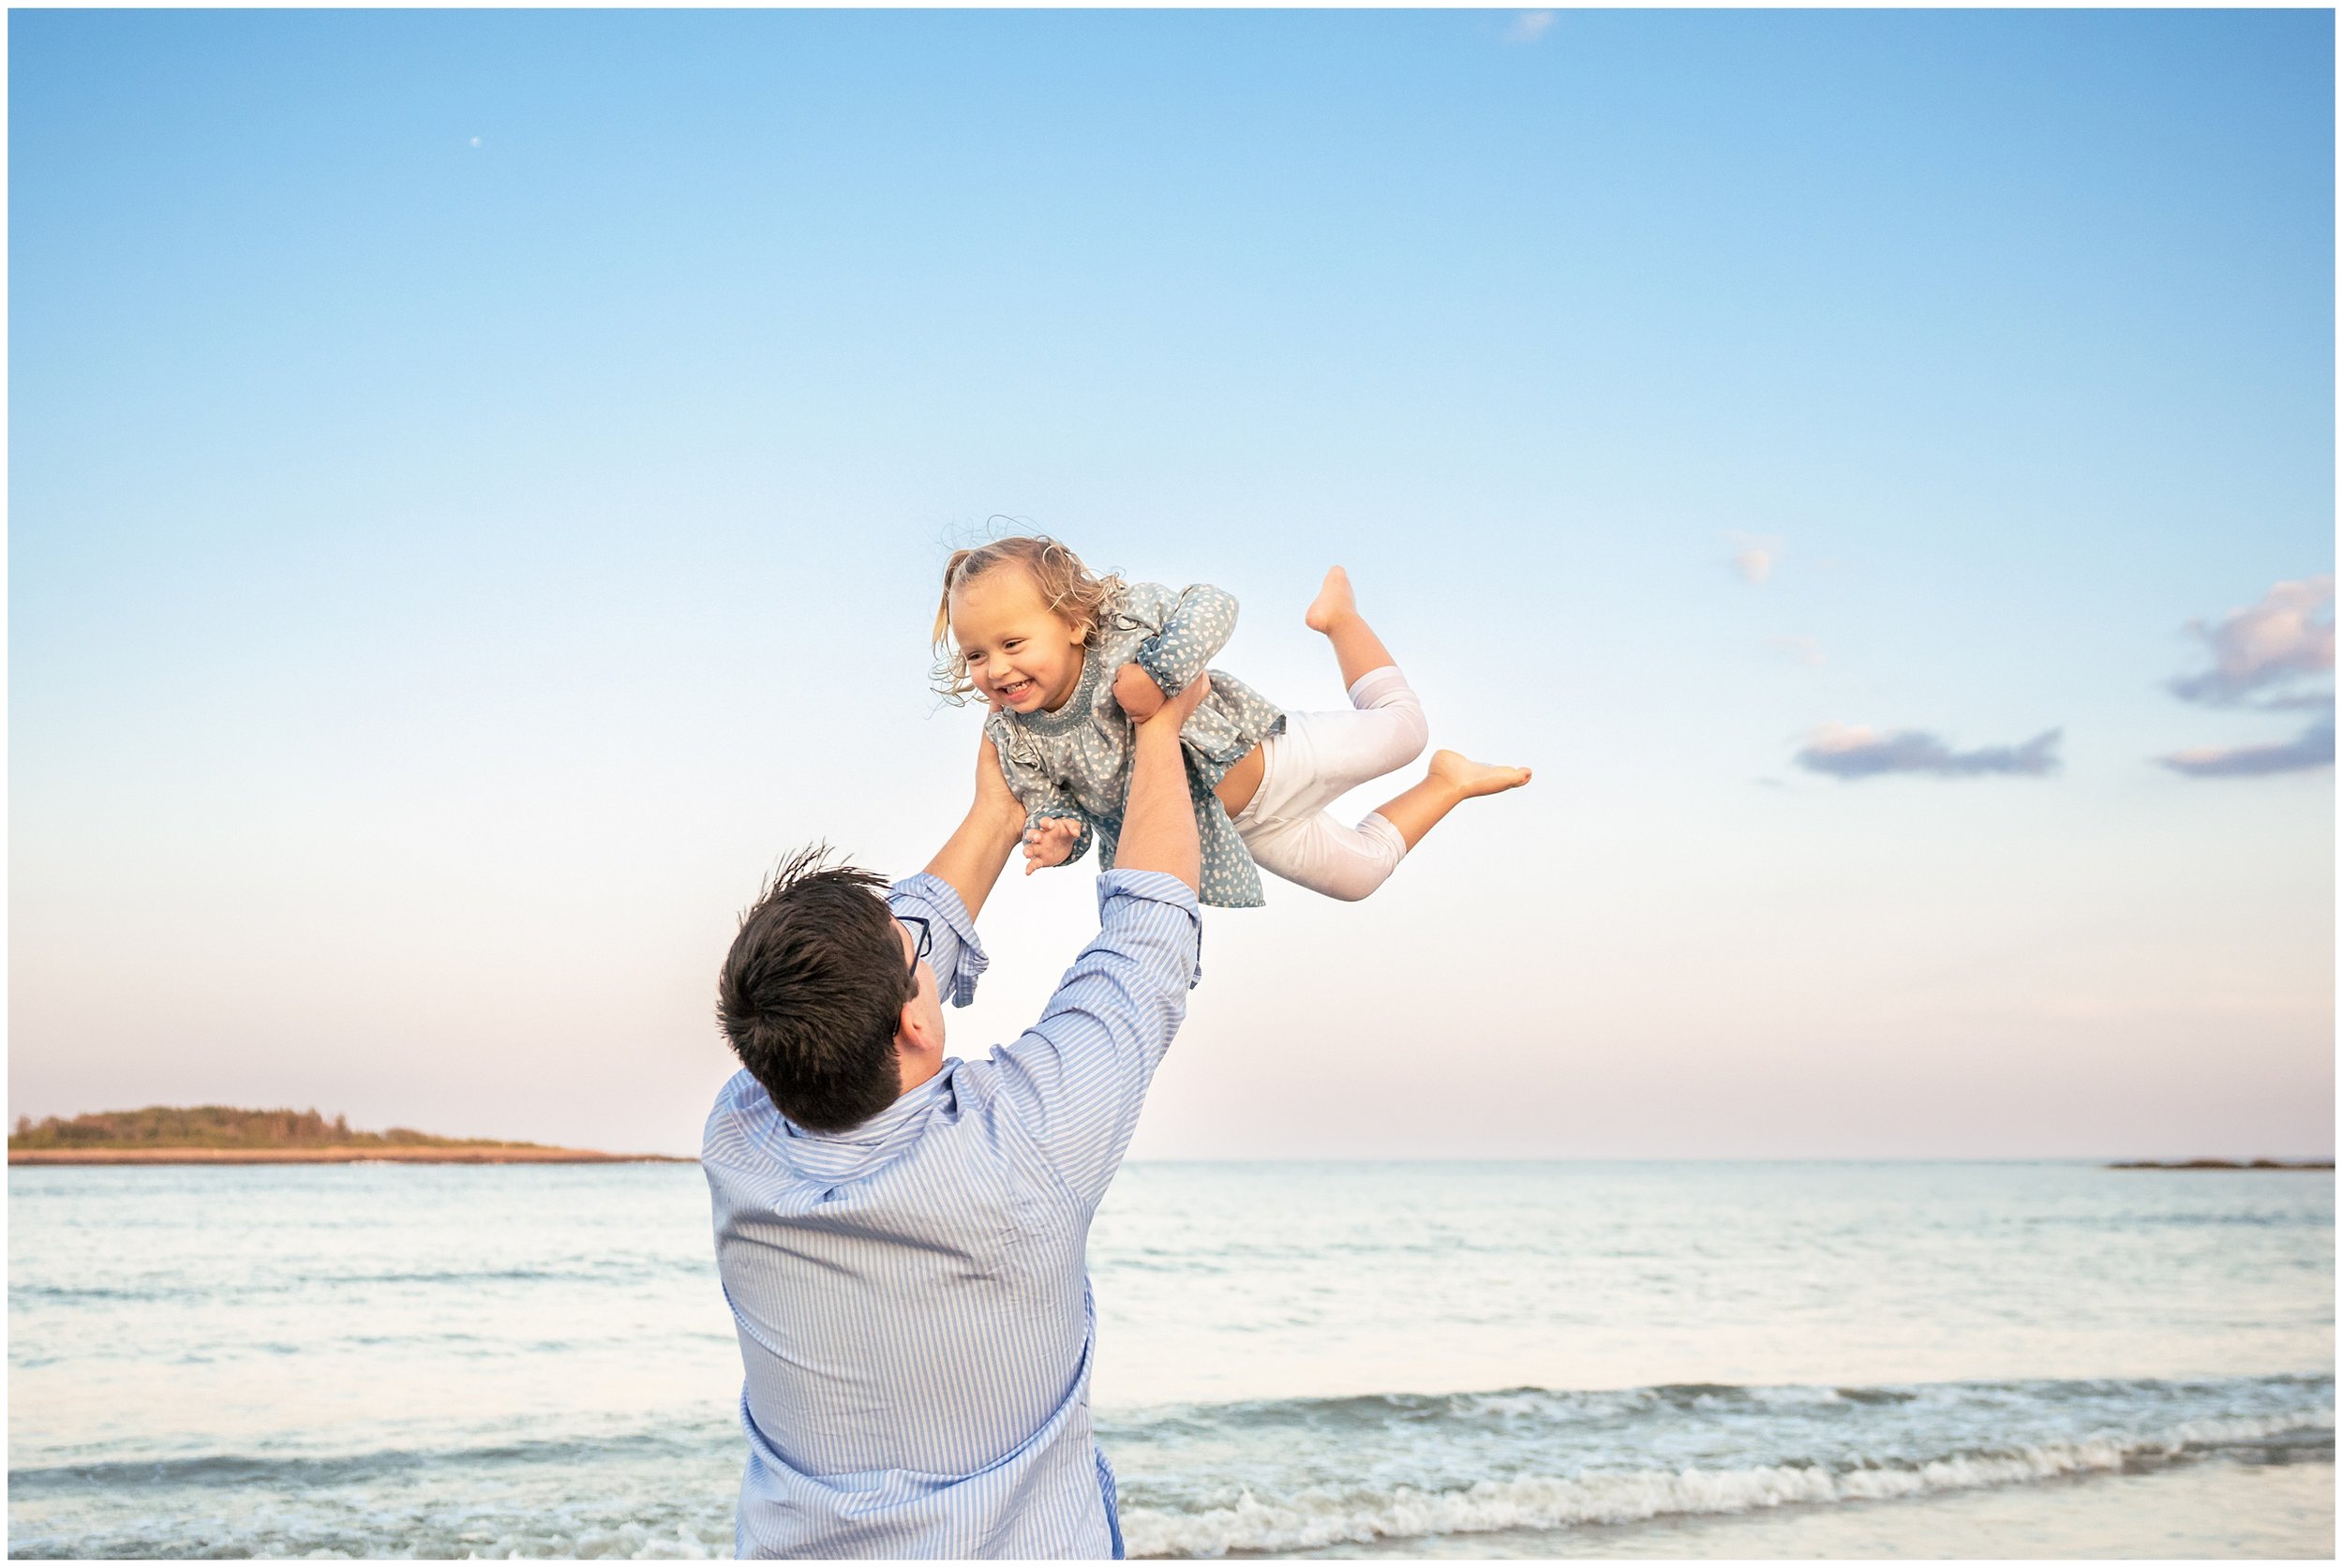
[703,868,1202,1559]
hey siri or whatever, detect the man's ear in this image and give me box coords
[894,996,940,1058]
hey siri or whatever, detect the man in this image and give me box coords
[705,674,1210,1558]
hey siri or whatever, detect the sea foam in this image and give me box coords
[1119,1409,2334,1559]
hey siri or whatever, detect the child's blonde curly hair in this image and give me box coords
[931,535,1126,703]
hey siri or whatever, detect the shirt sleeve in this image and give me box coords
[985,869,1202,1207]
[1131,583,1239,699]
[885,873,989,1008]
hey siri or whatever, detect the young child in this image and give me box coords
[933,536,1530,909]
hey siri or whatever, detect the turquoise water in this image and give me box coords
[8,1160,2333,1558]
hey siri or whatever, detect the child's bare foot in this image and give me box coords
[1371,749,1532,850]
[1305,566,1357,633]
[1429,749,1532,798]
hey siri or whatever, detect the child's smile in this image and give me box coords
[949,568,1090,714]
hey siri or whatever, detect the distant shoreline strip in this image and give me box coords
[7,1146,695,1166]
[2105,1159,2332,1172]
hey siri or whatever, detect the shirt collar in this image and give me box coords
[785,1057,961,1147]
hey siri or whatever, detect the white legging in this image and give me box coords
[1231,665,1428,902]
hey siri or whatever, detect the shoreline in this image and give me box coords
[1270,1456,2334,1560]
[7,1145,694,1166]
[2106,1159,2333,1171]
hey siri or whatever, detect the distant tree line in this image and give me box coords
[7,1106,536,1151]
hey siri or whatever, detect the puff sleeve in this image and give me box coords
[1130,583,1238,700]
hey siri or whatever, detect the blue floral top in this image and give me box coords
[984,581,1286,908]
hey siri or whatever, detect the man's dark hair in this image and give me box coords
[716,844,913,1132]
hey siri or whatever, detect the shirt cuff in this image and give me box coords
[1133,639,1188,700]
[1096,868,1204,989]
[888,872,989,1008]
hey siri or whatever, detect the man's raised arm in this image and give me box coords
[981,675,1208,1206]
[1105,671,1204,892]
[921,733,1030,923]
[878,734,1030,1015]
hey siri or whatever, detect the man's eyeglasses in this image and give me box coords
[897,916,933,988]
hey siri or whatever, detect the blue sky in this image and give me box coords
[10,8,2333,1157]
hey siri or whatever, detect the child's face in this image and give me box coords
[950,568,1089,715]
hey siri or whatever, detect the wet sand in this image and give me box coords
[1280,1458,2334,1560]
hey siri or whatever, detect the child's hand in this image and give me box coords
[1022,816,1082,875]
[1112,663,1167,722]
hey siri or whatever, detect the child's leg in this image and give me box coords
[1241,806,1407,903]
[1369,751,1533,851]
[1305,566,1395,689]
[1280,667,1429,806]
[1239,748,1531,901]
[1272,568,1429,805]
[1231,566,1529,900]
[1231,705,1430,903]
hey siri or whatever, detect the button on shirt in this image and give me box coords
[703,868,1202,1559]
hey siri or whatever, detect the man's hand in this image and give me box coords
[1112,663,1166,723]
[925,732,1031,922]
[1112,674,1208,893]
[1139,672,1210,733]
[976,735,1024,837]
[1022,815,1083,876]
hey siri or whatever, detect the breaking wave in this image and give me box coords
[1114,1378,2334,1558]
[9,1375,2330,1559]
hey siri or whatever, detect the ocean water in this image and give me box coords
[7,1160,2332,1559]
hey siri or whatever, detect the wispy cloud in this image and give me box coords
[2157,575,2336,779]
[1728,531,1782,586]
[2157,715,2336,778]
[1506,10,1555,44]
[1768,635,1825,667]
[2167,575,2335,708]
[1795,724,2062,780]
